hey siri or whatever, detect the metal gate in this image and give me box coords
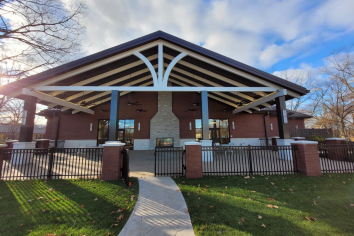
[154,147,185,176]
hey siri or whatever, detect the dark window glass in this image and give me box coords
[195,119,229,143]
[97,119,134,147]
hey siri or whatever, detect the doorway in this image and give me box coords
[209,128,221,143]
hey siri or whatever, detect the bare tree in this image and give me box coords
[0,99,24,124]
[275,69,319,112]
[322,48,354,95]
[0,0,87,80]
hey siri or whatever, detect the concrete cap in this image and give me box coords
[105,141,122,143]
[325,138,347,141]
[291,141,318,144]
[103,142,125,147]
[269,136,279,138]
[291,137,306,139]
[185,141,202,146]
[6,140,19,143]
[35,139,50,141]
[0,144,8,147]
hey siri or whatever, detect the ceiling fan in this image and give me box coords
[80,100,95,107]
[188,108,199,112]
[136,109,147,112]
[236,100,246,107]
[128,101,142,106]
[190,101,201,106]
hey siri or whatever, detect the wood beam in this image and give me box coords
[22,88,94,114]
[169,78,253,113]
[71,81,154,114]
[7,40,162,98]
[60,76,152,111]
[233,90,287,114]
[163,54,266,96]
[162,41,301,98]
[49,54,158,97]
[35,86,277,92]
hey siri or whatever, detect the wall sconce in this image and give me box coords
[189,122,192,130]
[138,123,140,131]
[90,123,92,131]
[232,121,235,130]
[270,123,273,131]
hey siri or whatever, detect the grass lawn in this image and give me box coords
[174,173,354,236]
[0,178,139,236]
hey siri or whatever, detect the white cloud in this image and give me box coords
[81,0,354,69]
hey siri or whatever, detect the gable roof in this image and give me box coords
[0,31,308,97]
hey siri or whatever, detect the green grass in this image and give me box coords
[174,174,354,236]
[0,178,139,236]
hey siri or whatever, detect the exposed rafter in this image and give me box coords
[233,90,287,114]
[35,86,278,92]
[22,88,94,114]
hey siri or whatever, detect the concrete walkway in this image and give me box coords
[119,177,195,236]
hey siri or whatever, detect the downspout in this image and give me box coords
[54,112,60,148]
[263,112,269,147]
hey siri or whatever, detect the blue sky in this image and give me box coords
[81,0,354,77]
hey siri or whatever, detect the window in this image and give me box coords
[97,119,134,147]
[97,120,109,145]
[195,119,230,144]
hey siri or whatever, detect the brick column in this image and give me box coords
[325,138,348,161]
[101,142,125,181]
[325,138,346,145]
[185,142,202,178]
[291,141,322,176]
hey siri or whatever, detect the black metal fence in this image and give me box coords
[0,148,103,180]
[201,145,298,175]
[318,145,354,173]
[154,147,185,176]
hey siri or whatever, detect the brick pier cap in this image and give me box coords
[291,140,322,176]
[101,142,125,181]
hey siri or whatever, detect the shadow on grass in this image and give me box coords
[0,178,139,236]
[175,174,354,236]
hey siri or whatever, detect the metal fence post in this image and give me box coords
[47,147,55,179]
[248,145,253,175]
[121,148,129,186]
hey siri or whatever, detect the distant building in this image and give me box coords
[0,124,46,142]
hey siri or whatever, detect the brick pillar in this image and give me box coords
[325,138,346,145]
[291,141,322,176]
[101,142,125,180]
[325,138,348,161]
[185,142,202,178]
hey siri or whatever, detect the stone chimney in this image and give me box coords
[150,92,180,149]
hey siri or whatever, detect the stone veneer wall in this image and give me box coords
[150,92,180,149]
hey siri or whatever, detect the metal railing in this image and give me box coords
[201,145,298,175]
[0,147,103,180]
[154,147,185,177]
[318,145,354,173]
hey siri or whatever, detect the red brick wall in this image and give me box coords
[185,144,202,178]
[44,91,306,141]
[44,92,158,140]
